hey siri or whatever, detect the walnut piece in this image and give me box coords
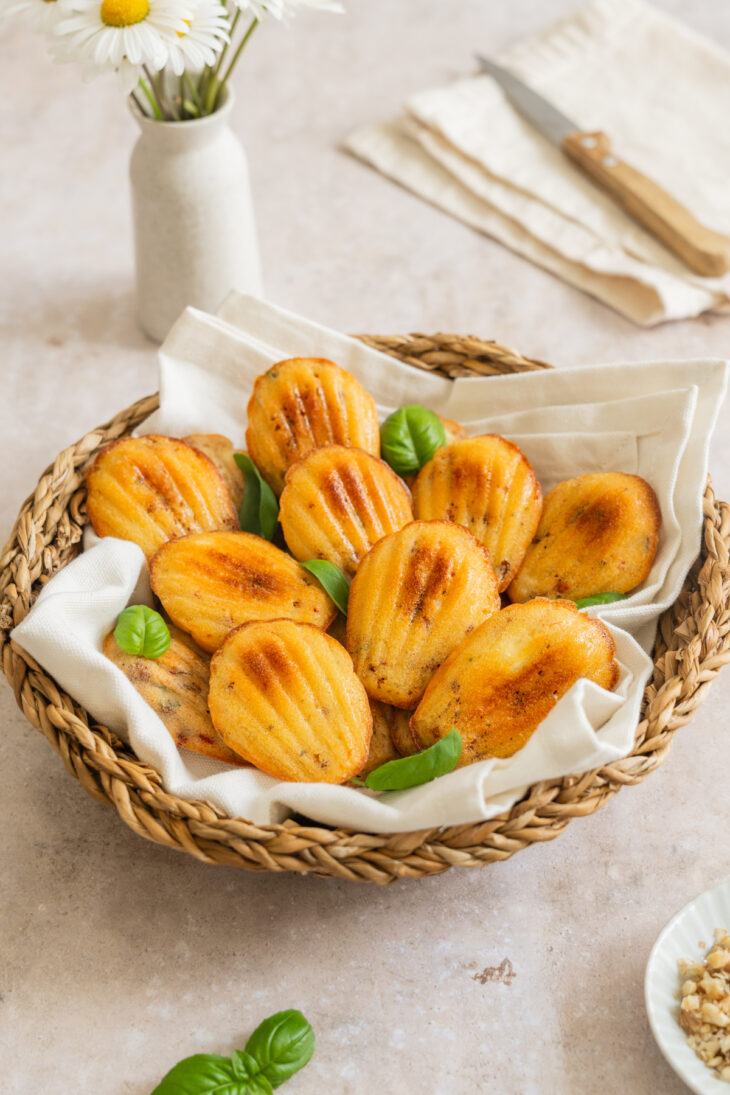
[678,930,730,1082]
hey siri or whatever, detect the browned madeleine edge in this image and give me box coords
[409,597,620,757]
[209,618,372,781]
[85,433,240,541]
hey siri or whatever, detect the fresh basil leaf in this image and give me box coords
[151,1053,247,1095]
[574,592,628,609]
[244,1009,315,1089]
[234,453,279,541]
[364,728,462,791]
[380,405,447,477]
[300,559,350,615]
[113,604,170,659]
[228,1053,274,1095]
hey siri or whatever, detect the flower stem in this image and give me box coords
[182,70,202,116]
[143,65,169,120]
[137,76,163,121]
[205,14,258,114]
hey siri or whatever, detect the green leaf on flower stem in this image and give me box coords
[300,559,350,616]
[380,404,446,477]
[234,452,279,541]
[113,605,170,659]
[363,729,462,791]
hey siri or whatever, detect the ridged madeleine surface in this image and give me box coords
[149,530,336,653]
[347,521,501,709]
[411,598,619,764]
[246,357,380,494]
[280,445,413,576]
[86,435,239,558]
[403,418,468,488]
[356,700,400,777]
[184,433,246,510]
[507,472,661,603]
[103,627,244,765]
[209,620,372,783]
[412,435,542,591]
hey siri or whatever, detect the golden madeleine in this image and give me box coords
[347,520,501,709]
[245,357,380,494]
[86,434,239,559]
[411,598,619,764]
[412,435,542,591]
[382,703,420,757]
[356,700,400,777]
[279,445,413,576]
[402,416,467,488]
[209,619,372,783]
[184,433,246,511]
[507,472,661,603]
[103,627,244,766]
[149,530,337,653]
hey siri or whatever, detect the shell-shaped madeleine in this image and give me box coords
[209,620,372,783]
[103,627,244,766]
[403,415,467,488]
[356,700,400,777]
[245,357,380,495]
[346,521,501,709]
[185,433,246,511]
[149,530,337,653]
[507,472,661,603]
[411,598,619,764]
[279,445,413,576]
[86,435,239,559]
[412,435,542,591]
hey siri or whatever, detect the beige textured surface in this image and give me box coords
[2,2,730,1092]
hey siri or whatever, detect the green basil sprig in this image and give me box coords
[151,1009,314,1095]
[574,592,628,609]
[380,405,447,477]
[113,605,170,659]
[234,453,279,541]
[358,728,462,791]
[300,559,350,616]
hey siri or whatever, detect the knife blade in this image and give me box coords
[475,54,730,278]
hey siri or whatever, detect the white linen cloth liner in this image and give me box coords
[11,294,729,832]
[345,0,730,326]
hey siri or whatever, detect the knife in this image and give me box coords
[476,54,730,278]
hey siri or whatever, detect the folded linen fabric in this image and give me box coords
[11,295,728,831]
[346,0,730,325]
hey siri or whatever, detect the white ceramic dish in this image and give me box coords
[645,878,730,1093]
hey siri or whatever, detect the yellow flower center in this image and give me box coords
[101,0,150,27]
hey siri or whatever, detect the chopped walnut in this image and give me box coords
[678,930,730,1082]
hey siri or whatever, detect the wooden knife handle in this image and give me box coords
[562,130,730,278]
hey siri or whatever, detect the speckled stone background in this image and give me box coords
[2,2,730,1092]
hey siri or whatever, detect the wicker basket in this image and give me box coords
[2,333,729,885]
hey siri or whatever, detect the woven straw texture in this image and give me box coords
[1,333,729,885]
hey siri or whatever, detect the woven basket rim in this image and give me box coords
[2,333,729,884]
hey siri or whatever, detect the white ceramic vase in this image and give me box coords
[129,87,262,342]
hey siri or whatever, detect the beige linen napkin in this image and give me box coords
[346,0,730,325]
[11,295,728,831]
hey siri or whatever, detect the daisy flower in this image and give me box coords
[53,0,193,74]
[2,0,63,33]
[165,0,229,75]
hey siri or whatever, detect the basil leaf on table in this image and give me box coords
[380,405,447,477]
[151,1010,314,1094]
[574,592,628,609]
[363,728,462,791]
[151,1053,248,1094]
[234,452,279,541]
[113,605,170,659]
[243,1009,315,1088]
[300,559,350,615]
